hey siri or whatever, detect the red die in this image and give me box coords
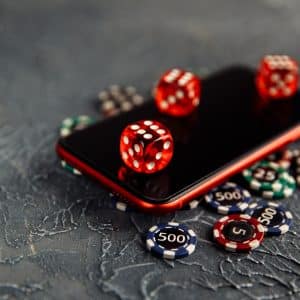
[120,120,174,174]
[256,55,299,100]
[154,69,201,117]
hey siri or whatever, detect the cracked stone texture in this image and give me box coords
[1,0,300,299]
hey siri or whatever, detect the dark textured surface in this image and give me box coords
[1,1,300,299]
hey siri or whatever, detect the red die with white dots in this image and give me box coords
[256,55,299,100]
[120,120,174,174]
[154,69,201,117]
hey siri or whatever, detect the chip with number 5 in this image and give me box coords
[213,214,265,252]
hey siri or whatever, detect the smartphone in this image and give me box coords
[56,66,300,213]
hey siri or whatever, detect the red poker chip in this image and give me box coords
[213,214,265,252]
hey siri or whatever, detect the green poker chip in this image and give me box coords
[60,115,94,138]
[59,115,94,175]
[61,160,82,176]
[242,161,296,199]
[260,184,295,199]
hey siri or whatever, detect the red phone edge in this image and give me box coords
[56,125,300,214]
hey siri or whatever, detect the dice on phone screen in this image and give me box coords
[256,55,299,100]
[120,120,174,174]
[154,69,201,117]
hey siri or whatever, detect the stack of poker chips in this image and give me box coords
[98,85,145,117]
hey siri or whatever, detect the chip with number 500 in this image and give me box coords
[146,222,197,260]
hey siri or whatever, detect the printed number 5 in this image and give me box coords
[233,227,246,236]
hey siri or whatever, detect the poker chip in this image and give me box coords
[181,198,203,210]
[98,85,144,117]
[291,148,300,186]
[204,182,252,215]
[266,148,293,169]
[213,214,265,252]
[59,116,93,175]
[146,222,197,260]
[246,201,293,236]
[60,115,94,138]
[109,193,135,212]
[242,161,296,199]
[61,160,82,176]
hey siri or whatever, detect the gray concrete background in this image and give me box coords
[1,0,300,299]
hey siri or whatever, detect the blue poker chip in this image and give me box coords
[246,201,293,236]
[109,193,135,212]
[181,198,203,210]
[146,222,197,260]
[205,182,252,215]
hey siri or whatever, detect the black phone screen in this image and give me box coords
[59,67,300,203]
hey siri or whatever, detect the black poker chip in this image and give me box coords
[98,85,144,117]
